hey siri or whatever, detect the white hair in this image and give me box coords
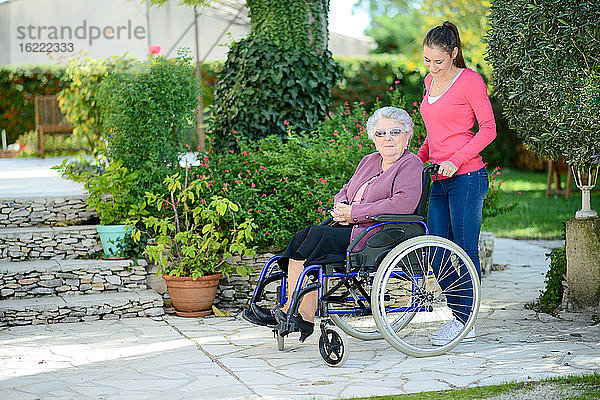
[366,106,414,140]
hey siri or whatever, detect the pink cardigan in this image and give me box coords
[334,150,423,250]
[418,68,496,177]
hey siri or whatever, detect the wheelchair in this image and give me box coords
[247,164,481,367]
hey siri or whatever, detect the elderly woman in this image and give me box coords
[244,106,423,341]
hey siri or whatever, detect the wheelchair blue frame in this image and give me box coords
[249,218,432,319]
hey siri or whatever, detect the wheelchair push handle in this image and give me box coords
[427,163,441,176]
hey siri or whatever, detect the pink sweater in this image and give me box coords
[418,68,496,177]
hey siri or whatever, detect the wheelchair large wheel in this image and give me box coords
[372,236,480,358]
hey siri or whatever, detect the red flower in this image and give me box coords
[148,45,161,55]
[283,120,290,126]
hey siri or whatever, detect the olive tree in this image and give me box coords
[486,0,600,216]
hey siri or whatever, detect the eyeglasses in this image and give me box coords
[374,128,407,137]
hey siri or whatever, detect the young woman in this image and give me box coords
[418,21,496,345]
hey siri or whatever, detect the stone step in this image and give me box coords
[0,259,149,300]
[0,195,95,228]
[0,225,101,261]
[0,290,165,327]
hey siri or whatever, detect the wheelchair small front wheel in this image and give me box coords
[318,325,349,367]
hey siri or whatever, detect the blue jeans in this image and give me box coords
[428,167,488,324]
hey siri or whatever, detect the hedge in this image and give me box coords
[0,64,68,144]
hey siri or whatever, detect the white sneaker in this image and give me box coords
[429,320,475,346]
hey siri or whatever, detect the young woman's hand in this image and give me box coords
[438,160,458,177]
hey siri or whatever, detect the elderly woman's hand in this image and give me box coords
[331,203,352,225]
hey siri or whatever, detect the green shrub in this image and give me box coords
[53,159,139,225]
[487,0,600,169]
[331,55,424,111]
[96,52,201,202]
[16,129,90,157]
[0,64,68,144]
[210,37,342,150]
[526,247,567,314]
[483,167,518,223]
[58,54,139,154]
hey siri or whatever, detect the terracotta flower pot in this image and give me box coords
[162,273,222,317]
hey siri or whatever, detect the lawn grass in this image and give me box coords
[341,371,600,400]
[482,169,599,239]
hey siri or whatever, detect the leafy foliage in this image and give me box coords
[53,159,141,225]
[0,65,67,144]
[331,55,424,111]
[58,54,139,154]
[487,0,600,169]
[209,0,342,150]
[526,247,567,314]
[197,89,421,250]
[135,172,257,279]
[96,52,201,203]
[483,166,517,223]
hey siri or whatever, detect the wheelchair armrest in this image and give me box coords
[371,214,425,222]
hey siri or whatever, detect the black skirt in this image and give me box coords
[277,224,352,272]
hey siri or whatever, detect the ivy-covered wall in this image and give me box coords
[209,0,342,150]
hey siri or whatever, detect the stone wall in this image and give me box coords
[0,226,101,261]
[0,260,148,300]
[215,253,279,310]
[479,231,495,276]
[0,196,95,227]
[0,291,164,327]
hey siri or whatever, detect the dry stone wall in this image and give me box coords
[0,226,101,261]
[0,196,94,227]
[0,259,148,300]
[0,291,164,327]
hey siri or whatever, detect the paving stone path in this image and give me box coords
[1,238,598,399]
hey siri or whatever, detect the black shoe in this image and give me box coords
[242,306,276,327]
[273,308,314,343]
[250,304,277,326]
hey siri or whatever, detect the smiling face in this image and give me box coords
[423,45,458,82]
[373,118,410,164]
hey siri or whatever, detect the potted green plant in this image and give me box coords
[132,170,257,317]
[55,159,139,258]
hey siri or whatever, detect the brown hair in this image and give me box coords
[423,21,466,68]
